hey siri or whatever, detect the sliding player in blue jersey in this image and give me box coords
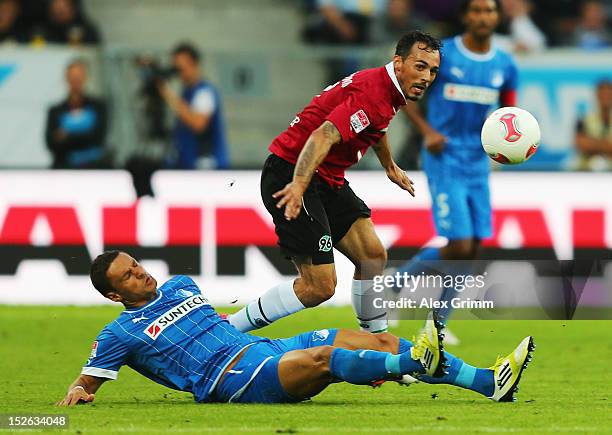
[394,0,518,341]
[57,251,533,406]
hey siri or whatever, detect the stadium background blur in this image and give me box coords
[2,0,611,170]
[0,0,610,305]
[1,2,611,433]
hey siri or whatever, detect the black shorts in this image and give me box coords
[260,154,371,265]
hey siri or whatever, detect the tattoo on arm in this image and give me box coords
[294,121,341,181]
[295,140,316,178]
[321,120,342,144]
[372,135,395,171]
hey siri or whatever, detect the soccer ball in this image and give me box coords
[481,107,541,164]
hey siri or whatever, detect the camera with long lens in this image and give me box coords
[133,56,178,141]
[134,56,178,97]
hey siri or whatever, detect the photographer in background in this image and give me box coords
[45,59,109,169]
[157,42,229,170]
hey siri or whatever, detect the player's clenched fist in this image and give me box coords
[273,182,306,221]
[56,386,95,407]
[386,164,415,197]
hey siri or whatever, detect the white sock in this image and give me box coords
[228,280,305,332]
[351,279,388,333]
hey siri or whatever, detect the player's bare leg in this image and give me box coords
[289,327,534,402]
[332,329,399,353]
[292,258,337,307]
[277,346,337,400]
[278,316,450,401]
[331,329,410,386]
[277,326,439,401]
[336,218,388,280]
[228,258,337,331]
[336,217,389,332]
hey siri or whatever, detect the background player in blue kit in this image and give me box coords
[394,0,519,337]
[57,251,533,406]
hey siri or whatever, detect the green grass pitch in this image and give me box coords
[1,305,610,434]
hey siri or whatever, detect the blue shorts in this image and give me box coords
[212,328,338,403]
[427,174,492,240]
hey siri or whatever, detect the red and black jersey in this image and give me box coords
[269,62,407,187]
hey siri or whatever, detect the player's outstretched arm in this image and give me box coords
[273,121,341,220]
[372,135,415,196]
[402,102,447,153]
[56,374,106,407]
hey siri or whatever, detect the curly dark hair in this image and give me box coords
[90,250,121,296]
[395,30,443,59]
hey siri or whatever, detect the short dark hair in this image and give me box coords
[459,0,501,15]
[596,78,612,90]
[395,30,442,59]
[90,250,121,296]
[172,42,200,63]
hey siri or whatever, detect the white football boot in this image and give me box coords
[489,336,536,402]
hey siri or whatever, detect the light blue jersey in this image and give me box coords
[81,276,266,402]
[422,36,518,239]
[423,35,518,178]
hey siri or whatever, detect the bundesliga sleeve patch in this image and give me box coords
[86,340,98,364]
[350,110,370,133]
[90,341,98,359]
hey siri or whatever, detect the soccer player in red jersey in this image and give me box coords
[229,31,441,334]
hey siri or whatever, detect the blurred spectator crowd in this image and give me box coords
[300,0,611,171]
[1,0,610,179]
[0,0,100,46]
[301,0,611,52]
[3,0,609,51]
